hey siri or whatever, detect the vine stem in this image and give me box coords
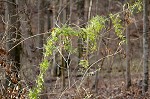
[8,32,50,52]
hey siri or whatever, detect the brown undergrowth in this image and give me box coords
[0,48,27,99]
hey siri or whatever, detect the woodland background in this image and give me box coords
[0,0,150,99]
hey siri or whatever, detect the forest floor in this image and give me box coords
[44,58,150,99]
[44,72,150,99]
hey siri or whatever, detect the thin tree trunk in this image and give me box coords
[61,0,67,90]
[125,24,131,89]
[5,0,20,68]
[5,0,21,87]
[61,49,65,90]
[105,0,113,93]
[85,0,92,88]
[38,0,45,59]
[18,0,38,87]
[51,0,56,77]
[84,0,89,23]
[69,0,73,24]
[125,0,131,88]
[47,2,52,31]
[77,0,85,67]
[94,36,102,93]
[142,0,149,94]
[62,0,67,24]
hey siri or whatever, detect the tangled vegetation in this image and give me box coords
[28,1,142,98]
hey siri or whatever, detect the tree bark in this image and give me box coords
[69,0,73,24]
[62,0,67,90]
[38,0,45,59]
[18,0,38,88]
[122,0,131,89]
[47,2,52,31]
[77,0,85,67]
[142,0,149,94]
[5,0,21,87]
[125,24,131,89]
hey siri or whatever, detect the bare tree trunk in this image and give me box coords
[77,0,84,67]
[38,0,45,59]
[5,0,21,87]
[5,0,20,68]
[85,0,92,88]
[124,0,131,90]
[94,36,102,93]
[51,1,57,78]
[105,0,113,93]
[125,24,131,89]
[142,0,149,94]
[18,0,38,87]
[59,0,66,87]
[61,49,65,90]
[62,0,67,24]
[84,0,89,22]
[47,2,52,31]
[94,0,101,93]
[61,0,67,90]
[69,0,73,24]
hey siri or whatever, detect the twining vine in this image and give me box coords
[28,0,142,98]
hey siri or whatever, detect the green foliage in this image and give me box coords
[109,13,125,43]
[40,59,49,73]
[29,35,52,99]
[79,60,89,69]
[80,16,106,52]
[29,88,39,99]
[29,26,78,99]
[128,0,142,14]
[29,59,49,99]
[28,1,142,98]
[54,26,78,53]
[44,38,56,57]
[29,74,44,99]
[63,37,72,52]
[52,25,78,37]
